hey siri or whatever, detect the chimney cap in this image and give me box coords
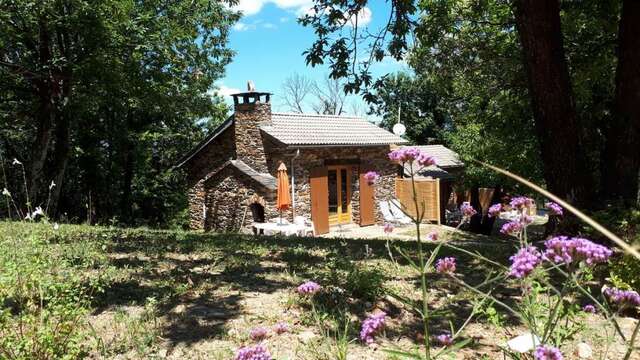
[231,81,272,105]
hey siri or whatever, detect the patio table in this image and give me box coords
[252,222,304,236]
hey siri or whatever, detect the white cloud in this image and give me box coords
[346,7,372,27]
[210,84,241,98]
[279,16,289,22]
[233,22,256,31]
[234,0,314,16]
[263,22,277,29]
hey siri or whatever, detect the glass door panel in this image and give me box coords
[328,169,339,225]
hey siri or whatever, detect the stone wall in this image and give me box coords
[202,166,277,232]
[234,102,271,173]
[185,126,236,230]
[265,145,399,226]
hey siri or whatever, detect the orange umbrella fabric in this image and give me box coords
[276,162,291,211]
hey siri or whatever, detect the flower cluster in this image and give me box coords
[363,171,380,185]
[488,203,502,217]
[249,327,269,341]
[297,281,321,295]
[603,287,640,308]
[359,312,386,344]
[500,221,524,236]
[543,236,612,266]
[426,231,438,241]
[546,202,563,216]
[274,322,289,335]
[435,332,453,346]
[435,257,456,274]
[460,202,477,217]
[388,147,437,167]
[509,246,542,278]
[534,345,564,360]
[235,344,271,360]
[383,223,394,234]
[510,196,535,210]
[519,214,534,225]
[582,304,597,313]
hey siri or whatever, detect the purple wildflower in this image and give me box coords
[383,223,394,234]
[460,202,477,217]
[235,344,272,360]
[249,327,269,341]
[297,281,321,296]
[359,312,386,344]
[582,304,597,314]
[426,231,438,241]
[417,153,436,167]
[363,171,380,186]
[603,287,640,309]
[509,246,542,278]
[500,221,524,236]
[388,148,437,167]
[534,345,564,360]
[488,203,502,217]
[510,196,535,210]
[546,202,563,216]
[273,322,289,335]
[543,236,612,266]
[435,332,453,346]
[520,214,534,225]
[435,257,456,274]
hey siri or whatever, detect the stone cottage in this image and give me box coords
[177,87,408,234]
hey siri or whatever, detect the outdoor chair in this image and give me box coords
[390,199,413,224]
[294,216,315,237]
[380,200,412,225]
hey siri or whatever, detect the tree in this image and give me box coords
[602,0,640,204]
[300,0,639,208]
[368,72,448,146]
[311,75,347,115]
[0,0,238,225]
[512,0,592,205]
[281,73,314,113]
[280,74,347,115]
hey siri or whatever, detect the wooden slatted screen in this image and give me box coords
[359,171,376,226]
[310,167,330,235]
[395,178,441,224]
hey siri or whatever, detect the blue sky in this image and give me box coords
[215,0,408,114]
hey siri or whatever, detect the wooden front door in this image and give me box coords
[327,166,352,225]
[310,167,329,235]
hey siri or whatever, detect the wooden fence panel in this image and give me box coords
[395,178,441,223]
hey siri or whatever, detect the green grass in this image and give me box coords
[0,221,539,359]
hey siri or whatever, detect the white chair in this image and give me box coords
[294,216,315,237]
[389,200,413,224]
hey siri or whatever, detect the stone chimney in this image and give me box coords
[231,83,272,173]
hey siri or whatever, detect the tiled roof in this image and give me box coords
[229,160,277,190]
[403,145,464,168]
[404,165,456,180]
[261,112,409,146]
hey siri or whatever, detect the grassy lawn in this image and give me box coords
[0,222,636,359]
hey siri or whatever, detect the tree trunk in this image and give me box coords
[601,0,640,205]
[513,0,592,207]
[28,21,56,205]
[48,107,70,217]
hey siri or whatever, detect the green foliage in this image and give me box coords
[0,0,239,226]
[321,257,386,302]
[0,222,115,359]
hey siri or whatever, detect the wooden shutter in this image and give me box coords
[310,167,329,235]
[359,171,376,226]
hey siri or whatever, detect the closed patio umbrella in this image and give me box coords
[276,162,291,224]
